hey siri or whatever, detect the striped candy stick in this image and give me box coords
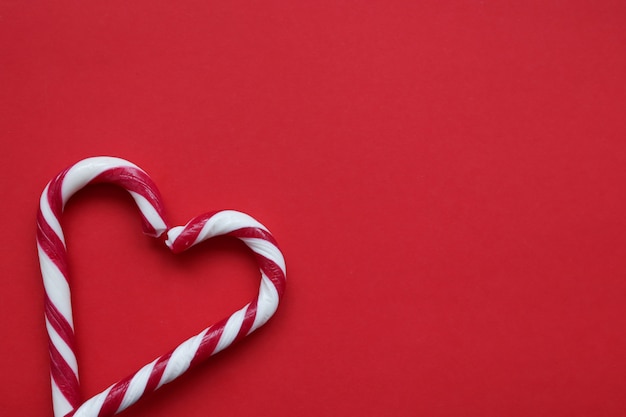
[37,157,169,417]
[37,157,286,417]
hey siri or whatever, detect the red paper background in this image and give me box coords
[1,1,626,416]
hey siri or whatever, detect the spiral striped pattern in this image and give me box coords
[37,157,286,417]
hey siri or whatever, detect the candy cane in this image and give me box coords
[37,157,286,417]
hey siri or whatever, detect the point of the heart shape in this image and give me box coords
[37,156,286,417]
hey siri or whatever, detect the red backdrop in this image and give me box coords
[2,1,626,416]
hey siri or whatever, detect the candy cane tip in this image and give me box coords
[164,226,185,251]
[149,226,168,239]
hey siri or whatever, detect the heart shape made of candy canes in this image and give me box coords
[37,157,286,417]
